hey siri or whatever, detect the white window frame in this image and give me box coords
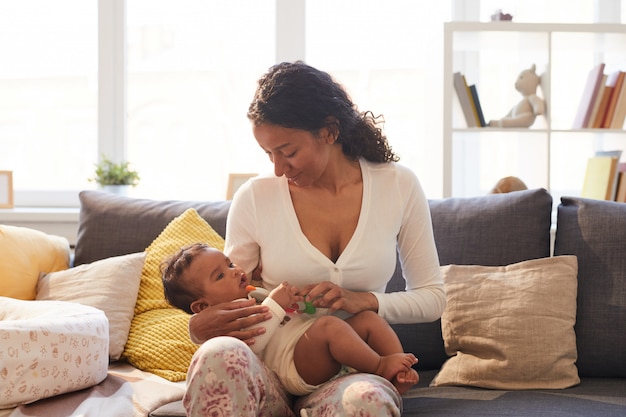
[12,0,621,208]
[14,0,305,208]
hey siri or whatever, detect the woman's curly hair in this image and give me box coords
[247,61,399,163]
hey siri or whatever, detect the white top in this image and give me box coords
[224,159,445,324]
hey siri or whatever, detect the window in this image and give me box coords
[0,0,97,206]
[306,0,451,198]
[2,0,623,207]
[126,0,276,201]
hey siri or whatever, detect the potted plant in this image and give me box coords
[90,155,140,195]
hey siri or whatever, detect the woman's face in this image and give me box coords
[253,123,333,187]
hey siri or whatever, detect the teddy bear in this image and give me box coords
[489,176,528,194]
[489,64,545,128]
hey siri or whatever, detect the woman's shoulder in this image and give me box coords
[361,159,418,183]
[237,172,284,194]
[232,173,288,212]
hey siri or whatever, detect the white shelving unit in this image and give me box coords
[444,22,626,201]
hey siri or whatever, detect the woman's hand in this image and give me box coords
[188,298,273,345]
[299,281,379,314]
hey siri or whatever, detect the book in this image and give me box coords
[587,74,607,128]
[592,74,617,128]
[453,72,478,127]
[469,84,487,127]
[614,162,626,202]
[581,155,619,200]
[595,150,622,200]
[609,76,626,129]
[615,171,626,202]
[466,80,481,126]
[572,63,606,129]
[601,71,625,128]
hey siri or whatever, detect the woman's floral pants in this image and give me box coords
[184,337,402,417]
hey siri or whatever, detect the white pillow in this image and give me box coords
[431,255,580,390]
[37,252,145,360]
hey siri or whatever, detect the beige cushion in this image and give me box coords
[37,252,145,361]
[430,255,580,390]
[122,208,225,382]
[0,225,69,300]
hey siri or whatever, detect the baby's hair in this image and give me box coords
[161,242,212,314]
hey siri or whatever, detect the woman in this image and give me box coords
[185,61,445,416]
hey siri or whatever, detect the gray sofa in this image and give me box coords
[72,187,626,416]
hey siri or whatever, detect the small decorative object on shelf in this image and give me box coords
[90,155,140,195]
[489,176,528,194]
[490,9,513,21]
[0,170,13,208]
[226,173,258,200]
[488,64,545,128]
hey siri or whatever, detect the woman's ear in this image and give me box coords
[322,116,340,144]
[190,299,209,314]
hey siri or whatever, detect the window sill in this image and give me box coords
[0,207,79,221]
[0,207,80,246]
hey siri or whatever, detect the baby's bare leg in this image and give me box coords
[293,316,380,386]
[293,313,418,394]
[346,311,419,393]
[344,311,403,355]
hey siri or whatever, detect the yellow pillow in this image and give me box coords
[122,208,225,381]
[0,225,69,300]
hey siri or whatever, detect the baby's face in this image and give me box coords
[187,248,250,307]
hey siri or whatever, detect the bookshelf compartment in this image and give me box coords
[550,32,626,129]
[451,131,549,197]
[451,31,549,130]
[444,22,626,198]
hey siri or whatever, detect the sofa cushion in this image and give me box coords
[122,208,225,382]
[390,188,554,370]
[75,190,231,266]
[430,255,579,389]
[404,372,626,417]
[37,252,145,361]
[554,197,626,378]
[429,188,553,266]
[0,225,70,300]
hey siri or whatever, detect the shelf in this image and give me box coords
[443,22,626,199]
[445,22,626,34]
[452,128,626,134]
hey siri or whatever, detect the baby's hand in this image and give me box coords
[269,282,302,311]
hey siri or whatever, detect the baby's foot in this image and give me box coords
[375,353,418,392]
[393,368,419,395]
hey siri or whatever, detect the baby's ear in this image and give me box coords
[190,299,209,314]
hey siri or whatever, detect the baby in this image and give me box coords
[162,243,419,396]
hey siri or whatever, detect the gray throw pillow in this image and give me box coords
[430,187,553,266]
[74,190,231,266]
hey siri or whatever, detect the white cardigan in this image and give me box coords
[225,159,445,325]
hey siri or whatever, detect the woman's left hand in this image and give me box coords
[299,281,379,314]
